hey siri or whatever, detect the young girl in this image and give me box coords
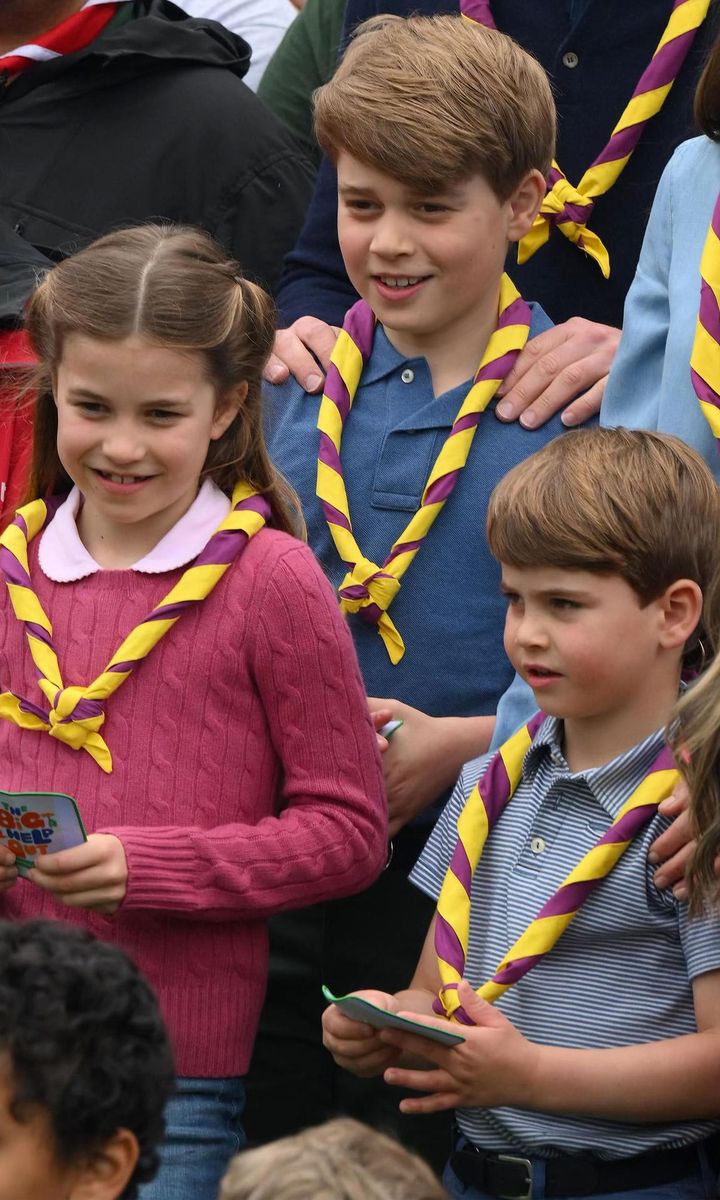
[0,224,386,1200]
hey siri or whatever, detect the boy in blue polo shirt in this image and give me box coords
[251,13,569,1157]
[323,428,720,1200]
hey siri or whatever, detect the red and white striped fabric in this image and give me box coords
[0,0,128,77]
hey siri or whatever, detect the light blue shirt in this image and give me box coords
[601,136,720,480]
[412,717,720,1157]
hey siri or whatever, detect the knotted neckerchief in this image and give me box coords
[0,482,270,773]
[0,0,127,77]
[690,193,720,437]
[434,713,678,1023]
[462,0,710,277]
[317,274,531,664]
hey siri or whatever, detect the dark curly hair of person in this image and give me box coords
[0,919,175,1199]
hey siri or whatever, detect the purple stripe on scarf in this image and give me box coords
[340,583,370,601]
[108,660,135,674]
[448,838,473,894]
[318,433,343,473]
[712,196,720,241]
[478,750,515,828]
[592,120,647,170]
[320,499,353,533]
[599,802,658,844]
[627,26,696,93]
[358,603,383,626]
[18,696,50,722]
[322,363,353,425]
[384,539,422,560]
[691,366,720,410]
[451,412,482,437]
[0,555,31,589]
[537,879,594,920]
[193,528,248,569]
[493,953,539,985]
[62,697,105,722]
[475,349,521,384]
[547,166,564,188]
[556,199,595,225]
[699,280,720,339]
[146,600,193,623]
[498,295,531,329]
[423,469,460,508]
[25,621,53,646]
[434,912,466,974]
[459,0,496,27]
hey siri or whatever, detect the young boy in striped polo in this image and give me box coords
[323,428,720,1200]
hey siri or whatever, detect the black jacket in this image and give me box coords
[0,0,315,295]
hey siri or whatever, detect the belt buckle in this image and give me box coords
[496,1154,533,1200]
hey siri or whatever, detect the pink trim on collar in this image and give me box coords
[37,480,232,582]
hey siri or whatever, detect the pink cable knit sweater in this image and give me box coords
[0,528,386,1075]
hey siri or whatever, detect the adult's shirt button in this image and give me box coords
[401,368,415,384]
[562,51,579,68]
[530,836,546,855]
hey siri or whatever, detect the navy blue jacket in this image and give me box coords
[277,0,720,328]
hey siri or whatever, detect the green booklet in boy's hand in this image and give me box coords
[0,790,87,877]
[322,985,465,1046]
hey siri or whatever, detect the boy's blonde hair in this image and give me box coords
[219,1117,447,1200]
[486,428,720,605]
[314,14,555,199]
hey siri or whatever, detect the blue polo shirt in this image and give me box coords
[412,717,720,1158]
[265,305,566,861]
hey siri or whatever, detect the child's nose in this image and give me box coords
[369,213,414,259]
[102,426,145,465]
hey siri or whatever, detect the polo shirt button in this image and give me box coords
[562,51,579,68]
[401,368,415,384]
[530,836,546,855]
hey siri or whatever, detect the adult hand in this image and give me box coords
[263,317,340,391]
[495,317,621,429]
[367,699,493,838]
[381,980,538,1113]
[650,779,694,899]
[0,847,18,893]
[322,990,403,1078]
[30,833,128,915]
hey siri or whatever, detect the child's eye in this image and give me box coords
[148,409,180,422]
[551,597,581,611]
[416,202,449,215]
[344,198,378,213]
[75,400,107,416]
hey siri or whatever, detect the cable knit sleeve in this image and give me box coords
[106,538,387,919]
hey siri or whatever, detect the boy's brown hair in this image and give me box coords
[313,14,555,200]
[219,1117,447,1200]
[486,428,720,606]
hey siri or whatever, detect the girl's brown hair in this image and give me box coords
[24,223,302,536]
[695,23,720,140]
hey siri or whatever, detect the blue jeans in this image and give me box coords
[442,1149,719,1200]
[138,1077,246,1200]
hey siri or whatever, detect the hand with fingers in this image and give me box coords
[322,989,404,1078]
[0,847,18,893]
[650,778,696,899]
[380,980,538,1115]
[263,316,340,392]
[495,317,621,429]
[29,833,128,915]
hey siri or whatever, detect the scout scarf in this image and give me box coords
[0,0,128,77]
[434,713,679,1022]
[690,192,720,438]
[317,273,530,664]
[461,0,710,277]
[0,482,270,773]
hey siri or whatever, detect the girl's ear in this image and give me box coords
[68,1129,139,1200]
[506,168,547,243]
[211,382,248,441]
[658,579,704,651]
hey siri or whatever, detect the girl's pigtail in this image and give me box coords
[671,565,720,913]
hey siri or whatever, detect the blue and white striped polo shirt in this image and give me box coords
[411,717,720,1159]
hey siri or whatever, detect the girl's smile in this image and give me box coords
[54,332,239,568]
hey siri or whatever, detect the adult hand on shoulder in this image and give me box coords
[650,778,695,899]
[495,317,621,429]
[29,833,128,915]
[263,317,340,391]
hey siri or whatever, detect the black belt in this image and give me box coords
[449,1130,720,1198]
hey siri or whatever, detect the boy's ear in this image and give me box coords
[211,381,248,441]
[657,579,704,651]
[69,1129,140,1200]
[506,168,547,243]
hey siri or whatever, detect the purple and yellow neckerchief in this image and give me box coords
[434,713,679,1022]
[316,273,531,664]
[0,481,270,773]
[690,191,720,439]
[0,0,129,76]
[461,0,710,277]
